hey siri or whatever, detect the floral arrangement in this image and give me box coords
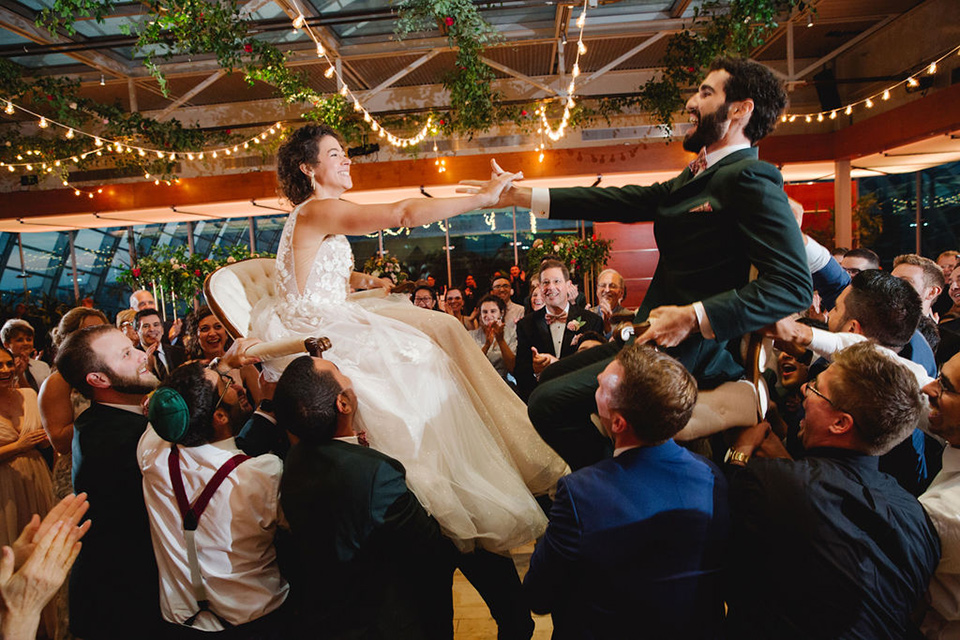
[362,254,409,285]
[526,234,613,281]
[117,244,274,304]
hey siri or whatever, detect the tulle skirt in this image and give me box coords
[251,292,567,553]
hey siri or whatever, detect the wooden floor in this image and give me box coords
[452,542,553,639]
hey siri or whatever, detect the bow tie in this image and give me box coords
[545,311,568,325]
[688,147,708,177]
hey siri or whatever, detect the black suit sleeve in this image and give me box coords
[549,181,676,223]
[701,164,812,339]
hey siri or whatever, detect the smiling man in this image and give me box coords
[55,325,165,639]
[472,57,811,470]
[135,308,185,381]
[514,260,603,403]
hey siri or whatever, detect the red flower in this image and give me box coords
[225,129,231,135]
[194,269,202,276]
[244,43,253,53]
[439,119,445,125]
[132,268,141,277]
[444,16,454,26]
[46,95,54,101]
[591,234,597,241]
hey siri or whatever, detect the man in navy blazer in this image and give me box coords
[524,343,729,639]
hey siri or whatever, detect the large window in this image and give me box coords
[0,207,585,321]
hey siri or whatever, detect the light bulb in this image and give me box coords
[65,128,74,139]
[316,42,324,57]
[4,102,13,114]
[865,98,873,108]
[882,89,890,100]
[293,14,305,29]
[577,41,586,55]
[324,66,335,78]
[38,117,48,128]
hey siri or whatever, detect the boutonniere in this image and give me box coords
[567,317,585,332]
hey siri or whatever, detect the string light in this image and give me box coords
[37,117,48,128]
[779,42,959,124]
[538,0,591,145]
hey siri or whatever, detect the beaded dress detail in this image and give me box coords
[251,200,567,552]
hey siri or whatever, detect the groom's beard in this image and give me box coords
[105,366,159,395]
[683,102,730,153]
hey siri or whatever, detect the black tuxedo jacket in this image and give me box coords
[137,342,186,380]
[515,304,603,400]
[281,439,454,639]
[549,147,812,386]
[70,402,163,639]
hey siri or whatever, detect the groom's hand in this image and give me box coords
[636,305,698,348]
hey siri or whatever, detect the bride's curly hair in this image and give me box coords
[277,124,344,205]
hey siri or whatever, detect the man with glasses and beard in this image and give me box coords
[463,57,812,470]
[137,339,290,637]
[56,325,166,639]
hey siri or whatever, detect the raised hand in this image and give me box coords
[531,347,558,375]
[458,159,528,208]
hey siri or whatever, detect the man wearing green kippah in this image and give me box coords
[137,338,291,636]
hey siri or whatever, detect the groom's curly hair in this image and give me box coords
[277,124,344,205]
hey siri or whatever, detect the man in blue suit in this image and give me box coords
[523,343,729,639]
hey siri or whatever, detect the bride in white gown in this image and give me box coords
[251,124,568,553]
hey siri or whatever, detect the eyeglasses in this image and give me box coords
[413,296,434,303]
[802,376,839,409]
[208,364,234,410]
[936,374,959,397]
[491,283,511,290]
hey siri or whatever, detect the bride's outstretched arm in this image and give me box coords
[299,170,521,236]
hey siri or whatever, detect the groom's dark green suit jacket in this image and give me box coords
[548,147,812,385]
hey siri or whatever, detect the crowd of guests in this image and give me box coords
[4,239,960,639]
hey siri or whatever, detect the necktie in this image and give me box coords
[688,147,708,176]
[154,352,168,380]
[545,311,568,325]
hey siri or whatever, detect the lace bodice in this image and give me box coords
[275,201,354,325]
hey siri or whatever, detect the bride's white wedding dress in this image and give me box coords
[250,201,567,553]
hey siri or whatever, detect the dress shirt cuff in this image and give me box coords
[805,236,832,273]
[254,409,277,425]
[530,188,551,218]
[692,301,715,340]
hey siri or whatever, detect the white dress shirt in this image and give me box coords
[137,427,288,631]
[546,303,570,357]
[920,446,960,639]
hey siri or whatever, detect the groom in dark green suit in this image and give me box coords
[466,57,813,470]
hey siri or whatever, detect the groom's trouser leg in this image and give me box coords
[457,549,534,640]
[527,342,622,471]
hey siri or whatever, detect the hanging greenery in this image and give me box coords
[3,0,805,177]
[638,0,809,132]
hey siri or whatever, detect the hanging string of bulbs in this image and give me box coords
[538,0,591,145]
[781,43,960,123]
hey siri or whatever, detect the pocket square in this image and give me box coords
[689,201,714,213]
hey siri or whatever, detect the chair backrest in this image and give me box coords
[203,258,276,339]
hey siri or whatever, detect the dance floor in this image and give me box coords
[452,543,553,639]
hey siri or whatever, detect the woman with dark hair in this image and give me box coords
[251,124,566,554]
[184,305,261,409]
[469,294,517,383]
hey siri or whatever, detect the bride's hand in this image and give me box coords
[373,276,394,293]
[458,160,523,208]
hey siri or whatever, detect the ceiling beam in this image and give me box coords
[480,57,558,95]
[0,5,131,78]
[362,50,442,100]
[155,70,226,119]
[793,15,897,80]
[669,0,693,19]
[578,32,671,90]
